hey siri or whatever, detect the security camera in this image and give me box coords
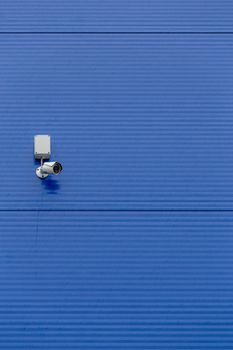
[36,161,63,179]
[34,135,63,180]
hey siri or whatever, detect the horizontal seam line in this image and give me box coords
[0,32,233,35]
[0,209,233,212]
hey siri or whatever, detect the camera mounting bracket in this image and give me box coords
[34,135,51,179]
[34,135,51,160]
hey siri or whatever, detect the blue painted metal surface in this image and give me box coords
[0,0,233,32]
[0,35,233,209]
[1,0,232,348]
[0,211,232,349]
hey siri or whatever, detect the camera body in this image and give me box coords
[36,161,63,179]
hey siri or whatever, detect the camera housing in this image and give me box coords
[34,135,63,180]
[36,161,63,179]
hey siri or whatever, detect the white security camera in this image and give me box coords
[36,161,63,179]
[34,135,63,180]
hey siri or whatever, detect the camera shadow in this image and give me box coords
[41,177,61,193]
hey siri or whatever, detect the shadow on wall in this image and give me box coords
[40,177,61,193]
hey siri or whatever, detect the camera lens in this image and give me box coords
[53,163,62,174]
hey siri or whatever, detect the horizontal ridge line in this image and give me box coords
[0,32,233,35]
[0,209,233,212]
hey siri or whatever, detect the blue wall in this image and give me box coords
[1,36,233,210]
[1,1,233,349]
[0,0,233,32]
[1,211,233,349]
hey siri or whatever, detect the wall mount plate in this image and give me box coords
[34,135,51,160]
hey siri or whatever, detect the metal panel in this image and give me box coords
[1,35,233,210]
[0,0,233,32]
[0,210,233,349]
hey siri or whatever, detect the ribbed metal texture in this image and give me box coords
[1,0,231,347]
[0,211,232,349]
[1,35,233,209]
[0,0,233,32]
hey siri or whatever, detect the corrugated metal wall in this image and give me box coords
[1,1,233,349]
